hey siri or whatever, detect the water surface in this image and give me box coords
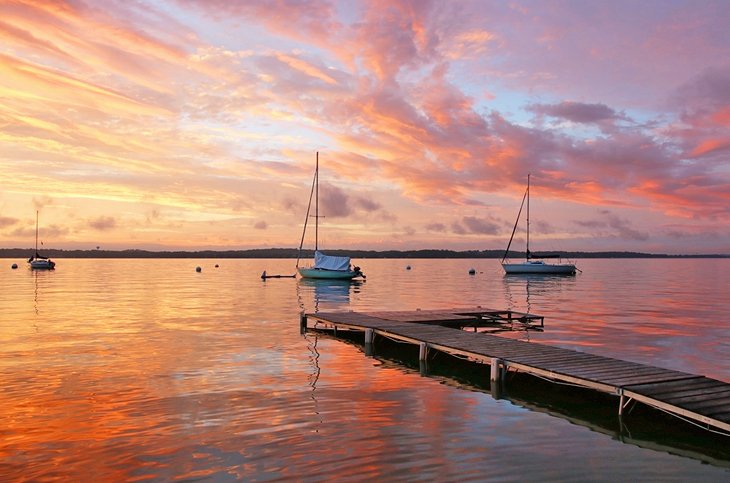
[0,258,728,481]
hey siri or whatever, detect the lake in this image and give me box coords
[1,258,728,481]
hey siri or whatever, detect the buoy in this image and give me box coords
[406,265,411,270]
[11,263,18,269]
[195,266,202,272]
[468,268,476,275]
[215,264,219,268]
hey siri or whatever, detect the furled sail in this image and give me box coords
[314,251,350,271]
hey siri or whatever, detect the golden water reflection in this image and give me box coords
[0,258,727,480]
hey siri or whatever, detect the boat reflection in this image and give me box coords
[31,268,54,319]
[296,278,364,313]
[503,273,576,314]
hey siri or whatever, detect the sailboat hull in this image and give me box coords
[297,267,362,280]
[29,259,55,270]
[502,261,575,275]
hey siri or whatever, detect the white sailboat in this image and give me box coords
[296,152,365,280]
[501,175,576,275]
[28,210,56,270]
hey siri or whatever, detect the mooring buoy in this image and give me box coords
[195,266,202,272]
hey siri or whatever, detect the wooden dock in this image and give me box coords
[302,307,730,435]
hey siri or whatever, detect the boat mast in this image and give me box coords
[296,153,318,268]
[35,210,39,255]
[526,174,530,261]
[501,180,529,264]
[315,151,318,252]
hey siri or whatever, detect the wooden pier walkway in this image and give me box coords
[302,307,730,435]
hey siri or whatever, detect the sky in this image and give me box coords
[1,0,729,254]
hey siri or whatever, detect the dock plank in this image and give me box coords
[305,309,730,434]
[662,387,730,402]
[625,378,725,396]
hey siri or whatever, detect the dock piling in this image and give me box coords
[419,342,428,361]
[490,357,503,382]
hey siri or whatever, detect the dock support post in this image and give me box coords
[490,357,502,382]
[299,312,307,334]
[365,329,374,344]
[364,329,374,357]
[619,390,624,416]
[419,342,428,361]
[617,390,634,417]
[490,358,504,399]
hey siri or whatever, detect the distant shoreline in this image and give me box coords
[1,248,728,259]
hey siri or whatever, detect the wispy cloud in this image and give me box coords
[1,0,728,252]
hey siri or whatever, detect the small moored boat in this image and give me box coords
[296,152,365,281]
[28,210,55,270]
[501,175,576,275]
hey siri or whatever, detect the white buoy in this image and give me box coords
[11,263,18,269]
[195,266,202,272]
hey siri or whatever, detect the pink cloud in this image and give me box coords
[0,216,19,228]
[2,0,729,252]
[575,210,649,241]
[88,216,116,231]
[174,0,341,45]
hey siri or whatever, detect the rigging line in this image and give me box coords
[501,183,529,264]
[296,153,318,268]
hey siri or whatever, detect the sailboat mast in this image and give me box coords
[296,153,318,268]
[315,152,319,251]
[526,174,530,260]
[35,210,39,254]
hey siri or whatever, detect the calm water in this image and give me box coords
[0,258,728,481]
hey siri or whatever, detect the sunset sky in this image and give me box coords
[1,0,729,254]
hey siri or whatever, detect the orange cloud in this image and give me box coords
[689,138,730,157]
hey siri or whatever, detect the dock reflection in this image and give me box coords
[352,340,730,468]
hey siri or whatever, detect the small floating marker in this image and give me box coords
[11,263,18,269]
[406,265,411,270]
[215,264,219,268]
[195,266,202,272]
[468,268,476,275]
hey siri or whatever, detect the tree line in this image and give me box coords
[1,248,726,259]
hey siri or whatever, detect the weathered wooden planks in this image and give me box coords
[305,308,730,434]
